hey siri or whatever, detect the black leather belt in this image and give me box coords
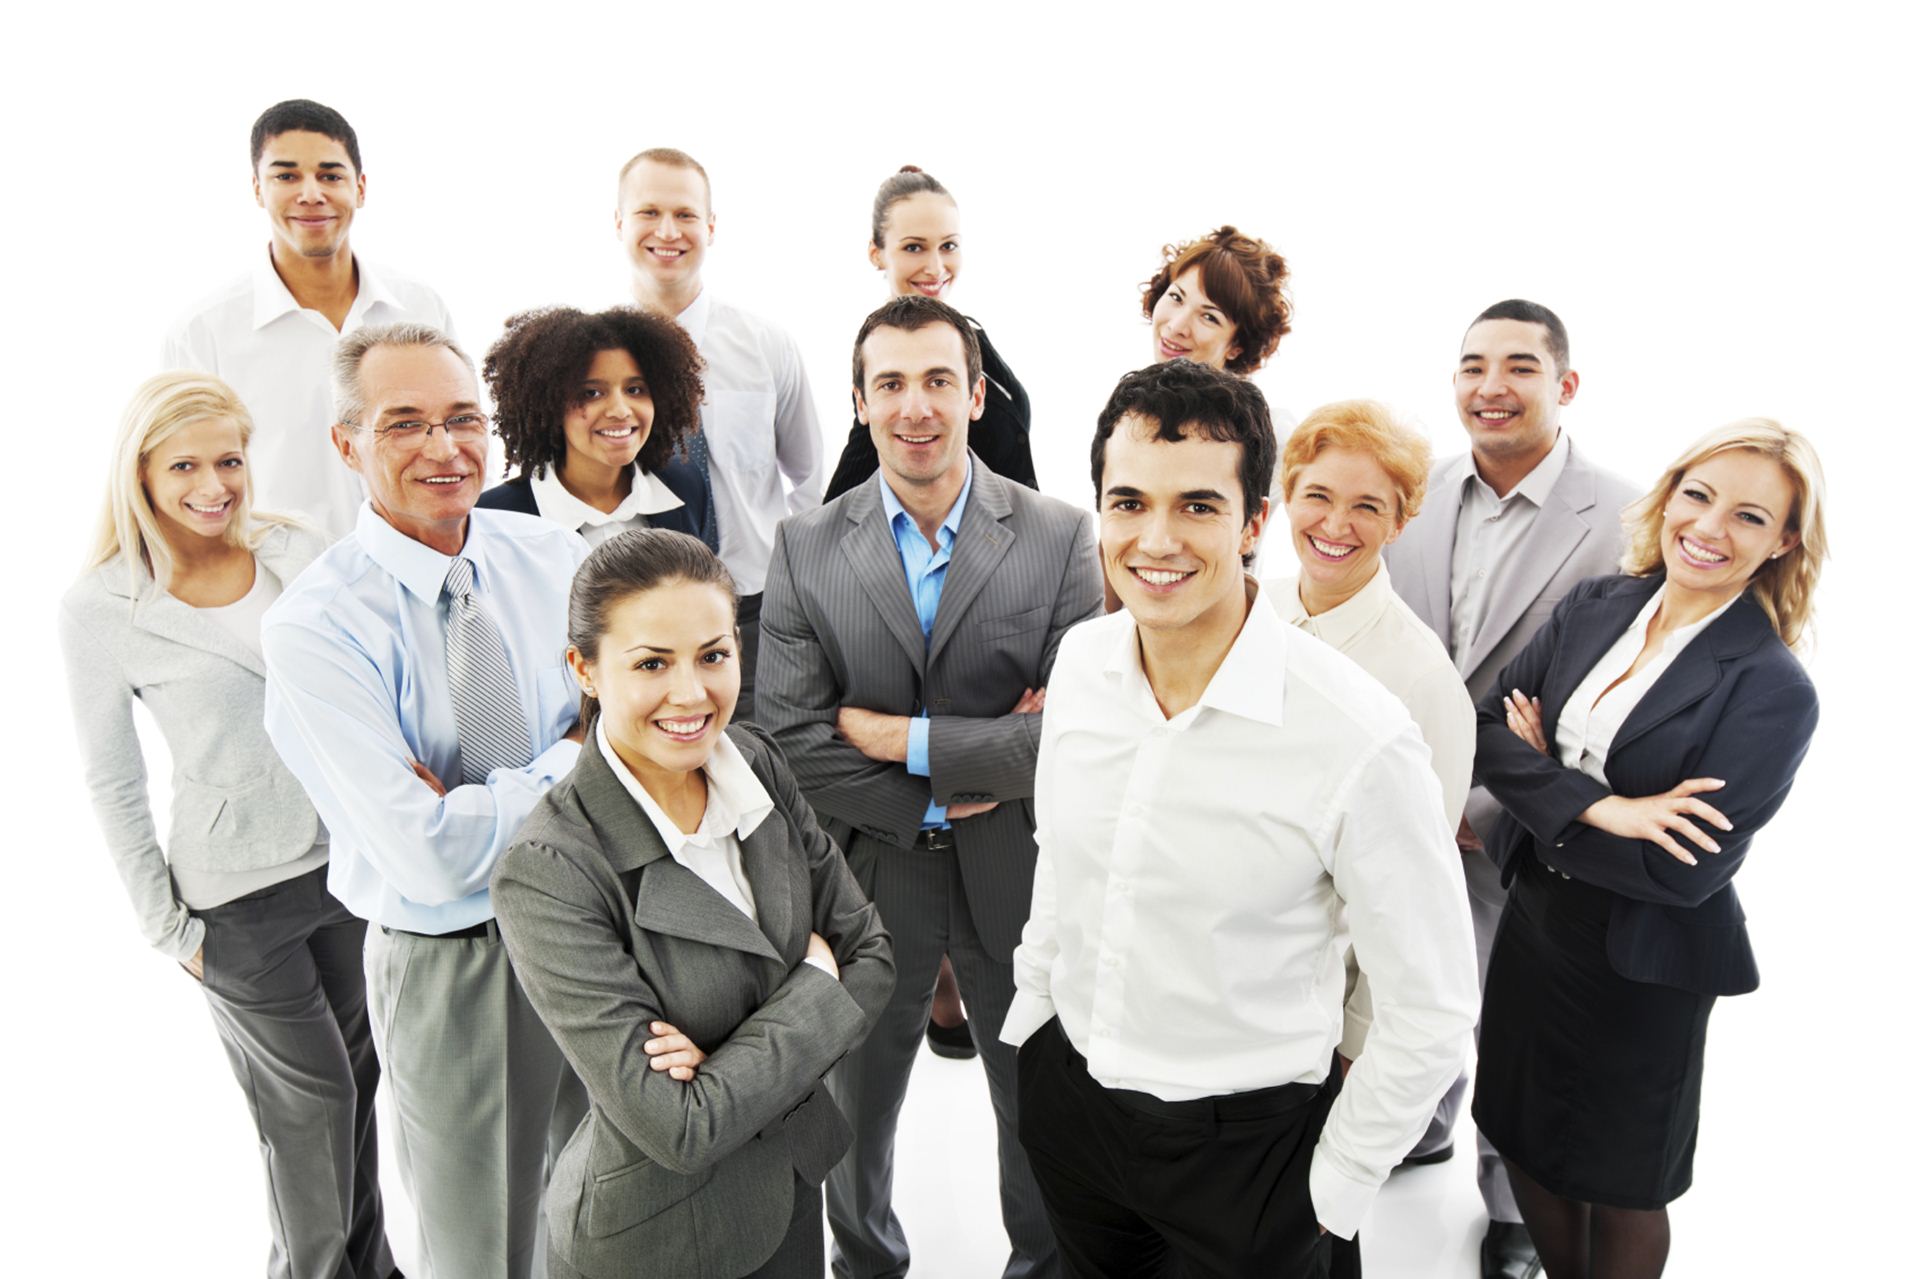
[914,827,957,851]
[384,920,493,940]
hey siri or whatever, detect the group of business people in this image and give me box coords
[61,96,1828,1279]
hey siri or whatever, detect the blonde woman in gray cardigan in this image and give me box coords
[59,372,397,1279]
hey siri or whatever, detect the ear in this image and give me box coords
[869,242,886,272]
[704,211,717,245]
[612,205,623,237]
[565,644,595,695]
[1382,514,1407,547]
[253,170,265,210]
[968,374,986,422]
[1226,341,1244,366]
[1772,529,1802,560]
[1558,368,1581,406]
[1240,495,1271,559]
[853,388,871,426]
[331,423,362,475]
[353,170,367,209]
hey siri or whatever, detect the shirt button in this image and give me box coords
[1102,953,1118,967]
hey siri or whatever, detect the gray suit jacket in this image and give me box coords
[491,722,894,1279]
[757,460,1103,959]
[59,523,327,960]
[1384,439,1639,839]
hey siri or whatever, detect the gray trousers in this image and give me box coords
[197,863,395,1279]
[825,835,1056,1279]
[1408,847,1521,1224]
[365,920,587,1279]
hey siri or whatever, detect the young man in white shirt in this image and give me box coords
[163,99,455,538]
[615,147,823,721]
[1003,359,1479,1275]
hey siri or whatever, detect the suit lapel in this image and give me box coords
[1606,590,1767,760]
[1461,462,1601,685]
[840,479,929,676]
[127,574,268,679]
[1409,456,1468,648]
[737,809,800,959]
[928,461,1014,669]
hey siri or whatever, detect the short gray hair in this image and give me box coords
[332,322,475,426]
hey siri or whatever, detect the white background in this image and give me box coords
[4,2,1911,1274]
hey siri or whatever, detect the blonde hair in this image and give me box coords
[1279,399,1433,524]
[87,372,293,595]
[1620,418,1828,651]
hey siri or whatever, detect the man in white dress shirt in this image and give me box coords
[164,99,455,538]
[1003,360,1478,1275]
[616,147,823,721]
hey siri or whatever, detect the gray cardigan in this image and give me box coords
[59,523,327,960]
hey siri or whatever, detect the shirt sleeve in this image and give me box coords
[1000,649,1073,1048]
[773,328,823,515]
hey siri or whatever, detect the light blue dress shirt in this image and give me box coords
[878,463,972,827]
[262,505,590,932]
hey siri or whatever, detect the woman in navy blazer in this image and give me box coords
[1471,420,1827,1279]
[478,306,710,544]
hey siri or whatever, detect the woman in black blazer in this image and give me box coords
[823,166,1036,499]
[478,306,710,544]
[1471,419,1828,1278]
[492,530,893,1279]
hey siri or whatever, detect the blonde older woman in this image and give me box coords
[59,372,394,1278]
[1473,420,1826,1279]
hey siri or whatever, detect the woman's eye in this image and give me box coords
[635,658,664,672]
[702,649,733,664]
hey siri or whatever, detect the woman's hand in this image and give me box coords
[806,931,841,981]
[182,946,205,983]
[644,1021,707,1082]
[1578,780,1732,866]
[1502,690,1549,755]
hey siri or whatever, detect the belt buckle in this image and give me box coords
[921,827,956,851]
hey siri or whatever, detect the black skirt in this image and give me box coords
[1472,853,1717,1210]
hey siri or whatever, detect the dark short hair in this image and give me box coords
[1091,360,1277,528]
[482,307,706,480]
[1140,226,1292,375]
[1467,299,1571,376]
[567,529,736,734]
[250,99,361,174]
[871,165,951,248]
[851,295,981,394]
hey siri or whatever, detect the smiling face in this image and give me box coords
[1660,448,1801,602]
[143,416,248,548]
[855,322,984,492]
[1151,266,1242,369]
[1099,414,1265,639]
[253,129,363,262]
[563,348,654,476]
[1284,446,1405,610]
[569,579,740,790]
[333,343,488,552]
[1453,318,1577,466]
[616,160,714,293]
[871,192,962,300]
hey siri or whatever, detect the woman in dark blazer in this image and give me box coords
[478,306,710,546]
[1471,419,1828,1278]
[824,166,1036,499]
[491,530,894,1279]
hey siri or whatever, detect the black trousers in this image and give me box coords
[1016,1019,1335,1279]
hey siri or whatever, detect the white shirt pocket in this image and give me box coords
[702,390,777,478]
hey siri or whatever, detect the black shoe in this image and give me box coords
[1394,1141,1454,1171]
[1481,1221,1541,1279]
[926,1017,977,1060]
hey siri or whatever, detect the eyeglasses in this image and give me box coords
[351,412,491,450]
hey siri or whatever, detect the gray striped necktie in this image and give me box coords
[443,557,531,784]
[684,425,721,554]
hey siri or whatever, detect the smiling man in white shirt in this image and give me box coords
[163,99,454,538]
[616,147,823,721]
[1003,359,1479,1275]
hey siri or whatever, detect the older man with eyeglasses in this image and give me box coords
[262,321,592,1278]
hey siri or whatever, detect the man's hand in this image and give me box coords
[948,801,1000,820]
[1012,686,1046,714]
[1456,815,1483,856]
[409,759,449,797]
[836,707,911,763]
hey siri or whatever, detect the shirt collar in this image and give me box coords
[674,289,712,346]
[353,501,484,604]
[250,246,390,331]
[879,460,974,548]
[1270,561,1394,650]
[595,719,775,857]
[530,466,684,532]
[1101,578,1290,731]
[1466,427,1573,509]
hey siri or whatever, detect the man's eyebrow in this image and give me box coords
[267,159,348,170]
[1179,488,1229,502]
[376,399,481,419]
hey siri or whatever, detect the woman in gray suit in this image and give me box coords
[491,530,894,1279]
[59,372,395,1278]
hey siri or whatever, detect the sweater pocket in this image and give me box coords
[168,769,318,873]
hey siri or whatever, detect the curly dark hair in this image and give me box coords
[483,306,705,480]
[1140,226,1292,376]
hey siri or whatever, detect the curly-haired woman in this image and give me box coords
[1142,225,1292,375]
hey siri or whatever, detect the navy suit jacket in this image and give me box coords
[1477,573,1818,996]
[476,456,708,541]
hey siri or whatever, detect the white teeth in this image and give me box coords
[1134,568,1191,586]
[185,500,229,513]
[597,427,636,438]
[898,435,936,444]
[1308,535,1356,558]
[422,476,464,485]
[1477,410,1514,420]
[1679,536,1728,563]
[657,716,707,734]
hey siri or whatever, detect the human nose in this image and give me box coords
[1137,509,1179,557]
[298,174,325,203]
[667,659,703,707]
[419,423,459,460]
[657,218,683,242]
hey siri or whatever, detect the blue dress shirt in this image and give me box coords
[878,463,973,827]
[262,504,589,932]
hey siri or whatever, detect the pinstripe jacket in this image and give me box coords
[758,459,1103,959]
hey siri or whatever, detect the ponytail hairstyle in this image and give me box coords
[871,165,952,248]
[566,529,737,732]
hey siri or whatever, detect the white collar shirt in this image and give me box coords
[1002,589,1479,1239]
[162,247,455,540]
[1448,428,1573,664]
[673,290,822,594]
[530,467,685,548]
[595,719,773,921]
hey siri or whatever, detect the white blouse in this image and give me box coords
[530,467,685,549]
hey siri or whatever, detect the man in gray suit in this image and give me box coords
[1383,298,1639,1279]
[760,295,1101,1278]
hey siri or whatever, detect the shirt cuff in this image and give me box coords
[1308,1145,1379,1241]
[906,716,931,777]
[528,735,584,781]
[1000,991,1056,1049]
[803,954,838,978]
[922,797,948,826]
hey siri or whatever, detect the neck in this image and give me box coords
[1298,559,1380,617]
[630,274,701,319]
[887,466,966,547]
[269,240,357,311]
[1652,577,1741,636]
[1136,578,1253,718]
[558,455,634,514]
[371,500,468,557]
[1473,430,1558,499]
[612,737,709,835]
[160,528,247,577]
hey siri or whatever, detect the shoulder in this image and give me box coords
[252,519,328,571]
[1425,451,1473,488]
[362,260,452,324]
[164,271,255,350]
[711,296,799,355]
[1375,589,1465,677]
[497,777,605,893]
[1050,610,1126,682]
[476,474,537,513]
[61,561,135,627]
[475,507,590,564]
[996,471,1088,533]
[781,485,859,543]
[1560,438,1640,508]
[264,535,382,634]
[1281,623,1418,741]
